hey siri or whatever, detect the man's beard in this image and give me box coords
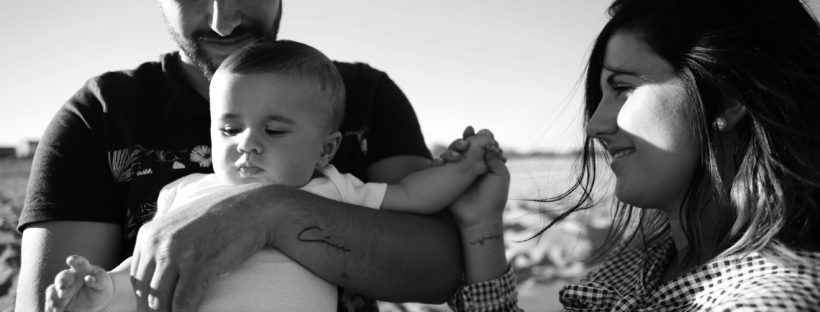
[169,26,273,80]
[160,4,282,80]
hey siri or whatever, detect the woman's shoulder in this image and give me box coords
[705,248,820,282]
[689,249,820,311]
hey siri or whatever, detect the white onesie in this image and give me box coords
[156,165,387,312]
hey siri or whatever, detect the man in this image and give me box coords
[16,1,463,311]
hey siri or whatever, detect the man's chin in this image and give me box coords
[186,51,219,80]
[191,46,248,79]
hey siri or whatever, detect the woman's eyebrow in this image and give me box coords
[602,64,651,85]
[603,64,640,78]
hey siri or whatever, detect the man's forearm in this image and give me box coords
[16,222,123,312]
[240,184,464,303]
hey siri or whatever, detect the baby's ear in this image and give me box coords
[317,131,342,168]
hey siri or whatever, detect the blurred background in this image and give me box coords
[0,0,623,153]
[2,1,818,311]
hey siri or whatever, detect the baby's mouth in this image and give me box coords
[238,166,261,177]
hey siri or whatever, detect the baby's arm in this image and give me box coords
[381,132,501,214]
[45,255,136,312]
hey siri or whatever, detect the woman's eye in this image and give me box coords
[612,85,634,97]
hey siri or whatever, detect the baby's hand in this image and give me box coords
[448,127,510,229]
[45,255,114,312]
[461,128,504,176]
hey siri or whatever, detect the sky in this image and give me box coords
[2,1,818,154]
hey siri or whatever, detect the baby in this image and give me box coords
[45,40,501,312]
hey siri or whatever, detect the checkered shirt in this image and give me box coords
[561,236,820,311]
[448,265,524,312]
[448,237,820,311]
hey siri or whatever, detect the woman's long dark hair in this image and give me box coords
[535,0,820,264]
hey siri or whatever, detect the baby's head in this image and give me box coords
[208,40,345,186]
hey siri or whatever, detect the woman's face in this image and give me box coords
[586,31,700,211]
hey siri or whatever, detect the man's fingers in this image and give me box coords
[147,260,179,312]
[131,256,157,312]
[172,271,211,312]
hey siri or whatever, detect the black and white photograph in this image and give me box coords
[2,0,820,311]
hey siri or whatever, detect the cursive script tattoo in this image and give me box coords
[469,234,503,246]
[297,226,351,252]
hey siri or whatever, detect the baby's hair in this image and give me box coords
[218,40,346,132]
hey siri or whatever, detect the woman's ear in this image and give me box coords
[714,103,748,132]
[317,131,342,168]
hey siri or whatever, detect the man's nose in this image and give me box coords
[210,0,241,36]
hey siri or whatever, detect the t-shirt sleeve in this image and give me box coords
[331,170,387,210]
[154,178,181,219]
[365,67,432,163]
[18,79,122,231]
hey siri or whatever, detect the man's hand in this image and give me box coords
[129,183,271,312]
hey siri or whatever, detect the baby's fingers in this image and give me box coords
[67,255,94,275]
[45,284,68,312]
[49,268,84,312]
[53,269,78,294]
[476,128,495,139]
[462,126,476,139]
[84,274,105,291]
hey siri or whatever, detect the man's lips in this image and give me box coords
[199,33,254,45]
[198,33,257,56]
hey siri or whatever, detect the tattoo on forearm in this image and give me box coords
[297,226,351,252]
[470,234,503,246]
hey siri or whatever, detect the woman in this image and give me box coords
[446,0,820,310]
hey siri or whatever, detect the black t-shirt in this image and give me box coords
[19,52,430,311]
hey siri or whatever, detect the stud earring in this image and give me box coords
[713,117,727,131]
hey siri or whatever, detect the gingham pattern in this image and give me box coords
[449,265,524,312]
[560,236,820,311]
[449,237,820,311]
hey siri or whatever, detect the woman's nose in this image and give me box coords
[586,98,620,138]
[210,0,241,36]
